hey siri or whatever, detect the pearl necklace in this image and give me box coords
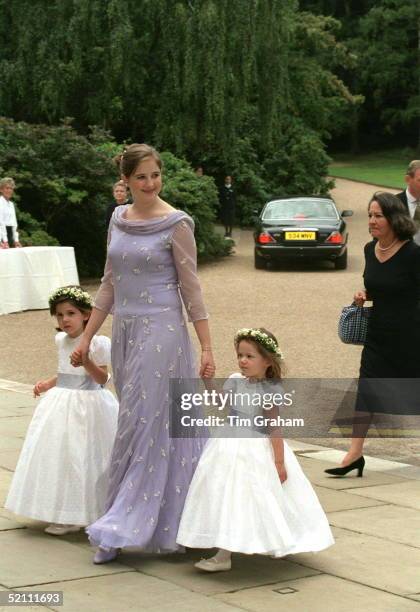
[376,238,398,252]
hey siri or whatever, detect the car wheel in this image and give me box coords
[254,251,266,270]
[334,249,348,270]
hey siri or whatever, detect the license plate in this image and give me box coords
[285,231,316,240]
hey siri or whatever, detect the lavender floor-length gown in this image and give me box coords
[87,207,207,551]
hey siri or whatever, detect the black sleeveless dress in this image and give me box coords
[356,240,420,414]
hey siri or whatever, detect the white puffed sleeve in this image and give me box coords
[89,335,112,366]
[222,372,243,392]
[172,220,208,322]
[261,380,284,412]
[94,218,115,314]
[54,332,66,346]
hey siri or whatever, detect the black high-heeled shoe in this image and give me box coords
[324,456,365,477]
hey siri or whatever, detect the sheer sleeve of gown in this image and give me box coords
[172,220,208,322]
[94,220,115,314]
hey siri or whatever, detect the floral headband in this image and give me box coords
[49,286,93,313]
[234,328,283,359]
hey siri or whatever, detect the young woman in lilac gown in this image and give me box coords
[71,144,215,563]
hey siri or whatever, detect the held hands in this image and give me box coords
[199,349,216,379]
[276,461,287,483]
[70,336,91,368]
[353,290,367,307]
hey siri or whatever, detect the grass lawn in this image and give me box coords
[329,150,414,188]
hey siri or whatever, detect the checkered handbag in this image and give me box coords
[338,303,372,345]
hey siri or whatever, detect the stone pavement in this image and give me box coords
[0,381,419,612]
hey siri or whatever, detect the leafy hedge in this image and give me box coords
[0,118,230,275]
[160,152,231,260]
[15,209,59,246]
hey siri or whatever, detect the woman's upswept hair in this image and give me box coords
[369,192,416,240]
[114,143,162,178]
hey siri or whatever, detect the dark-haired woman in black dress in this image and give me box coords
[326,192,420,477]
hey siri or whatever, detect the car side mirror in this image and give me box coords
[341,210,353,217]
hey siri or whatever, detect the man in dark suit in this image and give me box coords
[219,175,236,238]
[395,160,420,243]
[396,160,420,217]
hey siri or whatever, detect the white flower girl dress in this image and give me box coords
[177,374,334,557]
[6,332,118,526]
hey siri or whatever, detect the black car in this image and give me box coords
[254,196,353,270]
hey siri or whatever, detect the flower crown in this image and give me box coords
[234,328,283,359]
[48,286,93,312]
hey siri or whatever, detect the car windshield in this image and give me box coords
[262,199,338,220]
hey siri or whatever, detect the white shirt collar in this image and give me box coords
[406,188,419,204]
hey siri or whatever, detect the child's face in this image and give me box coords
[55,301,89,338]
[113,184,127,204]
[236,340,271,379]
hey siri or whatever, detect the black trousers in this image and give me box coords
[6,226,16,247]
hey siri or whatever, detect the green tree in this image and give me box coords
[0,118,115,275]
[299,0,420,151]
[357,0,420,149]
[0,0,357,213]
[0,117,230,274]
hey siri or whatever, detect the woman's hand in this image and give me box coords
[199,349,216,379]
[353,290,367,307]
[70,335,91,368]
[276,461,287,483]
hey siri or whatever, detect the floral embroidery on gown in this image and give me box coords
[87,206,208,551]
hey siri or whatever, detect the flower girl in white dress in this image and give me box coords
[177,328,334,571]
[5,286,118,535]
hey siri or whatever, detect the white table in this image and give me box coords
[0,247,79,315]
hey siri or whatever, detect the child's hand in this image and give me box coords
[276,461,287,483]
[70,348,82,367]
[33,380,48,397]
[70,337,90,367]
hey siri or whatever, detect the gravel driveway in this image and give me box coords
[1,178,418,464]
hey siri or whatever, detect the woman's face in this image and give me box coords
[113,185,127,204]
[124,157,162,204]
[368,200,395,242]
[0,184,14,200]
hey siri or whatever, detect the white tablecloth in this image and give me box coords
[0,247,79,315]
